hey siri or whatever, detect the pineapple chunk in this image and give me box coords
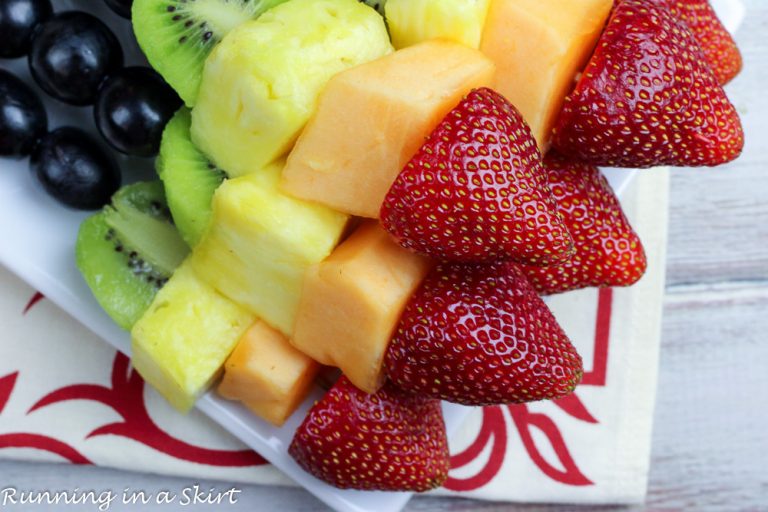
[190,160,349,335]
[218,320,319,426]
[386,0,491,49]
[131,260,254,412]
[190,0,393,177]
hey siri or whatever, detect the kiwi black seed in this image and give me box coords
[132,0,291,106]
[76,181,189,330]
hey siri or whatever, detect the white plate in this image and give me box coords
[0,1,743,511]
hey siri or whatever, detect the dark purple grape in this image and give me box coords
[103,0,132,19]
[94,67,182,157]
[31,127,121,210]
[0,68,47,157]
[0,0,52,58]
[28,11,123,106]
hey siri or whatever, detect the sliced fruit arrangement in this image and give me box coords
[189,160,349,335]
[132,0,290,107]
[292,221,433,393]
[480,0,613,148]
[519,154,647,295]
[0,0,745,495]
[156,107,226,247]
[282,39,495,218]
[386,261,583,405]
[648,0,743,85]
[218,320,319,427]
[552,0,744,167]
[380,87,574,265]
[386,0,491,50]
[190,0,393,177]
[76,181,188,330]
[131,260,254,411]
[289,376,450,492]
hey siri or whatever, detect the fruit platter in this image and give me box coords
[0,0,745,511]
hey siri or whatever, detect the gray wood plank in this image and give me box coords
[666,1,768,287]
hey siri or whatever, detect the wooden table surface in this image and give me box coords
[1,2,766,510]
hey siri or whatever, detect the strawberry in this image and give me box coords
[380,87,573,266]
[289,376,449,492]
[385,261,583,406]
[552,0,743,168]
[650,0,742,85]
[520,153,647,295]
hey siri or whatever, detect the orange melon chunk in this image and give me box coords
[480,0,613,149]
[218,320,319,426]
[281,40,495,219]
[292,221,433,393]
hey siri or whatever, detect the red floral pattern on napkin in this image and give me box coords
[1,292,265,468]
[445,288,613,491]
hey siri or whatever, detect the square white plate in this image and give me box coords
[0,1,743,511]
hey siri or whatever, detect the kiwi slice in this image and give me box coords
[157,107,226,247]
[359,0,387,15]
[132,0,290,106]
[76,181,190,330]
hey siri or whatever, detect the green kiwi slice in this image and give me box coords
[76,181,190,330]
[157,107,226,247]
[132,0,290,106]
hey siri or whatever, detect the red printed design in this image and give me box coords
[29,353,266,467]
[0,370,91,463]
[22,292,45,315]
[0,372,18,413]
[5,290,266,468]
[444,288,614,491]
[446,407,507,491]
[0,433,92,464]
[508,404,593,486]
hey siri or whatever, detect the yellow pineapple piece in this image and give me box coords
[131,260,255,412]
[190,0,393,177]
[190,160,349,335]
[292,221,433,393]
[218,320,319,426]
[480,0,613,148]
[386,0,491,49]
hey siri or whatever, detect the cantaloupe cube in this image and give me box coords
[480,0,612,148]
[292,221,433,393]
[190,160,349,335]
[131,261,255,412]
[190,0,393,177]
[281,40,495,219]
[218,320,319,426]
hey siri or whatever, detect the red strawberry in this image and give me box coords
[520,153,647,295]
[553,0,743,168]
[651,0,742,84]
[385,261,583,406]
[289,376,449,492]
[380,87,573,266]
